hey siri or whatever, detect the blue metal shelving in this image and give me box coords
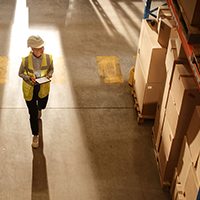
[143,0,167,19]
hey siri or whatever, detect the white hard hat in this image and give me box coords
[27,35,44,48]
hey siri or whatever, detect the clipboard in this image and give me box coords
[36,77,51,84]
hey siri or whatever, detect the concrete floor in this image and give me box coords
[0,0,169,199]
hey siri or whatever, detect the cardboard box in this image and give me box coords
[177,136,193,188]
[166,92,192,139]
[134,56,162,116]
[153,98,166,151]
[170,64,200,116]
[179,0,200,27]
[184,165,199,200]
[175,35,187,60]
[142,83,161,116]
[165,39,178,76]
[159,156,178,183]
[158,119,182,182]
[165,39,190,87]
[186,106,200,164]
[134,57,147,113]
[157,5,172,19]
[160,119,183,161]
[137,19,167,83]
[157,18,176,48]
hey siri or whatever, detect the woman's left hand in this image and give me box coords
[46,75,50,79]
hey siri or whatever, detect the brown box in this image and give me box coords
[137,19,167,83]
[170,64,200,116]
[166,92,192,139]
[165,39,178,71]
[175,35,187,60]
[159,119,183,161]
[157,5,172,19]
[179,0,200,27]
[142,83,161,116]
[134,56,162,117]
[158,119,182,182]
[184,165,199,200]
[153,98,166,151]
[134,57,145,109]
[157,18,176,48]
[159,156,178,183]
[177,136,193,188]
[186,106,200,164]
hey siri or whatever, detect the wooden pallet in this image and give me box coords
[131,85,155,124]
[153,148,171,190]
[172,0,200,44]
[132,91,145,124]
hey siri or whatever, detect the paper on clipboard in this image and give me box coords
[36,77,51,84]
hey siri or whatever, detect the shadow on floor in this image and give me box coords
[32,119,50,200]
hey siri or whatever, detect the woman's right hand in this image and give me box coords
[30,76,36,83]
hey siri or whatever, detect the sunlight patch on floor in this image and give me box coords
[89,0,144,48]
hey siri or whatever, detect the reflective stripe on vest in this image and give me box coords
[22,53,52,101]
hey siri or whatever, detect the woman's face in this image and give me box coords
[32,46,44,57]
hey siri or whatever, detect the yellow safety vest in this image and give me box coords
[22,53,53,101]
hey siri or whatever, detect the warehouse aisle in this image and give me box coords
[0,0,169,199]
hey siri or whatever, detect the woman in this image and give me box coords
[19,35,54,148]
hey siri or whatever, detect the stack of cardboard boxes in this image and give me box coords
[134,6,176,118]
[133,5,200,199]
[134,18,169,118]
[157,63,200,183]
[170,106,200,200]
[151,6,200,188]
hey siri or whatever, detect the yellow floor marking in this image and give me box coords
[0,57,9,83]
[96,56,124,83]
[51,56,66,83]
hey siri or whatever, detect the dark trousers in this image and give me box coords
[26,85,48,135]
